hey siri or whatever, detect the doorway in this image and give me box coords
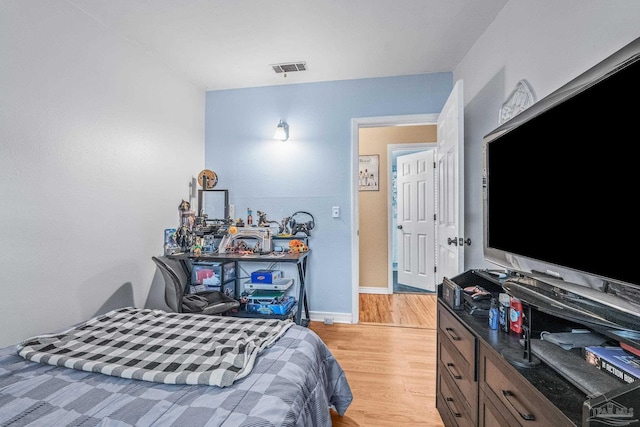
[352,81,465,325]
[351,114,438,323]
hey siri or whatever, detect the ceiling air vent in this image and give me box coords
[271,62,307,74]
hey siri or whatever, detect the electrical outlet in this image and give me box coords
[324,317,334,325]
[229,204,235,219]
[332,206,340,218]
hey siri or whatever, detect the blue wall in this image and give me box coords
[205,73,452,317]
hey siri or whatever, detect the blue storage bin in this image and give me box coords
[246,296,295,315]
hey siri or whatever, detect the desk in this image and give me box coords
[171,251,310,326]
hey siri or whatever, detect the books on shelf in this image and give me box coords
[585,346,640,384]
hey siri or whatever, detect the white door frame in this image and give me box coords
[386,144,436,294]
[351,114,438,324]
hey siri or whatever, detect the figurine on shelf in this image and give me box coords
[176,224,192,251]
[258,210,280,229]
[178,200,190,212]
[279,216,291,236]
[257,211,269,227]
[179,199,195,231]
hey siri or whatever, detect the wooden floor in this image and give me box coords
[358,293,437,328]
[309,293,444,427]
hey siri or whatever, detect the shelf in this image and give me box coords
[227,304,297,321]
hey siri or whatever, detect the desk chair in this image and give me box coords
[151,256,239,315]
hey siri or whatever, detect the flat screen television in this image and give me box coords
[482,37,640,333]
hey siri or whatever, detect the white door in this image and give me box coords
[396,150,436,291]
[436,80,465,284]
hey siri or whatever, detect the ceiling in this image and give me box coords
[68,0,508,91]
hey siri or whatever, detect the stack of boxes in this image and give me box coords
[244,269,295,315]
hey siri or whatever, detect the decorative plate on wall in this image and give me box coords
[198,169,218,189]
[498,80,536,125]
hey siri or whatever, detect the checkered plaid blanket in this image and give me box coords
[17,307,293,387]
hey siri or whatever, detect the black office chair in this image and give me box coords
[151,256,239,315]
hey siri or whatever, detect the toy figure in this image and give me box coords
[176,224,191,250]
[178,200,190,211]
[279,216,291,236]
[258,210,280,229]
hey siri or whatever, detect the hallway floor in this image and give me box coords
[393,270,434,294]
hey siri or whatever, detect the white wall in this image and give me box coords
[0,1,204,347]
[454,1,640,269]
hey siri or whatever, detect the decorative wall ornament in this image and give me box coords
[498,80,536,125]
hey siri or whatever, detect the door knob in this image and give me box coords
[397,225,403,229]
[461,238,471,246]
[447,237,458,246]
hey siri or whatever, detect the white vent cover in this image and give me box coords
[271,62,307,74]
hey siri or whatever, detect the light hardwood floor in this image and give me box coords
[358,293,437,328]
[309,293,444,427]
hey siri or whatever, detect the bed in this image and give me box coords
[0,307,352,426]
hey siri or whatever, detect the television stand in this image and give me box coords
[436,269,640,427]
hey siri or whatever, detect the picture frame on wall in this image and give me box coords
[359,155,379,191]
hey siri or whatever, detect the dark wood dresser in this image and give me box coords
[436,270,640,427]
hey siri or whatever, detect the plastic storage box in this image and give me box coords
[246,296,296,315]
[191,261,235,291]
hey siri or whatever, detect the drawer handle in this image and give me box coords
[445,327,462,341]
[446,362,463,380]
[445,397,462,417]
[502,390,535,421]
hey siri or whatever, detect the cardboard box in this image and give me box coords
[585,346,640,384]
[251,269,283,284]
[164,228,180,255]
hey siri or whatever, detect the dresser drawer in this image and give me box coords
[438,364,475,427]
[478,343,574,427]
[439,332,476,413]
[438,302,476,365]
[479,389,519,427]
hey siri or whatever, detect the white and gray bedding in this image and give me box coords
[0,308,352,426]
[17,308,294,387]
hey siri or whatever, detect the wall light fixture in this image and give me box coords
[273,120,289,141]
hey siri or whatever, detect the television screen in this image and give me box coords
[483,37,640,292]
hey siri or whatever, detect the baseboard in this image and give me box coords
[309,311,352,324]
[358,286,391,294]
